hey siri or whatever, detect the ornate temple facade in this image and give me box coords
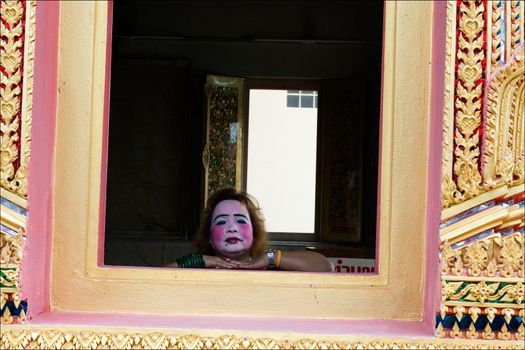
[1,0,524,348]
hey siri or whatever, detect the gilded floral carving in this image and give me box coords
[442,0,525,209]
[482,48,525,188]
[0,0,34,326]
[441,0,458,209]
[0,0,34,198]
[499,233,525,278]
[463,240,489,276]
[510,1,521,54]
[0,229,25,324]
[441,233,524,279]
[490,1,504,69]
[443,280,524,305]
[441,0,486,208]
[1,328,524,350]
[0,231,23,267]
[453,2,485,193]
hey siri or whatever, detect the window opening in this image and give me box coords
[105,0,383,269]
[286,90,318,108]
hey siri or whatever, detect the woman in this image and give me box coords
[166,188,333,272]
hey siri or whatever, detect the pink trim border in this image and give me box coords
[21,0,61,318]
[423,1,447,329]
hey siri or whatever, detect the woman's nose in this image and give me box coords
[227,223,238,233]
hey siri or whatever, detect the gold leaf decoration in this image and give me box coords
[0,0,34,198]
[490,1,504,69]
[463,281,500,303]
[441,232,524,278]
[482,48,524,188]
[463,241,488,276]
[450,0,485,203]
[2,328,525,350]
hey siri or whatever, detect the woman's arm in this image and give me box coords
[164,254,241,269]
[278,250,334,272]
[237,250,333,272]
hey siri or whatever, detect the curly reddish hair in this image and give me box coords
[194,188,268,258]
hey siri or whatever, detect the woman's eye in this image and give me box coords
[237,218,248,224]
[215,220,227,225]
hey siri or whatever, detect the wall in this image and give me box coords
[1,1,523,348]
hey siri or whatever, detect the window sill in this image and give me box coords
[3,311,521,349]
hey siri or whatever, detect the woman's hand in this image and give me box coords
[235,254,269,270]
[203,255,242,269]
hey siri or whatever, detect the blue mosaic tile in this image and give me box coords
[0,299,27,318]
[473,316,489,330]
[489,316,505,331]
[0,224,18,237]
[0,197,27,216]
[500,228,516,237]
[435,313,524,332]
[457,314,471,329]
[508,317,522,331]
[435,314,442,327]
[442,315,456,328]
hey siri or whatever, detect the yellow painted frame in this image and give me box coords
[52,1,432,320]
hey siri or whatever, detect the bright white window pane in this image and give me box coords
[247,89,318,233]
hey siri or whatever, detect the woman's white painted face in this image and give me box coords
[209,200,254,260]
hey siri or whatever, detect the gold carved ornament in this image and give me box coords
[441,0,486,208]
[0,230,24,324]
[443,280,524,305]
[1,328,525,350]
[441,233,524,278]
[482,47,524,189]
[0,0,35,325]
[490,1,504,70]
[440,1,458,210]
[510,1,522,55]
[437,320,522,340]
[437,305,525,340]
[0,0,34,198]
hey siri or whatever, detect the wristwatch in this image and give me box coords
[266,249,276,268]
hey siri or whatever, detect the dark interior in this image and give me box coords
[104,0,383,266]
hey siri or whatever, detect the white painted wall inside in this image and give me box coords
[247,90,317,233]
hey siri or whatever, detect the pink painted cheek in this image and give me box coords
[210,226,225,246]
[238,224,253,245]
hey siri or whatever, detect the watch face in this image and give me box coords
[267,250,275,266]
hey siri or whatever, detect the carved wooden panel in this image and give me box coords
[203,76,244,202]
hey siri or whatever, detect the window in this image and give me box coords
[52,0,435,320]
[105,0,382,266]
[286,90,318,108]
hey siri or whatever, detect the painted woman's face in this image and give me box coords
[209,200,254,260]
